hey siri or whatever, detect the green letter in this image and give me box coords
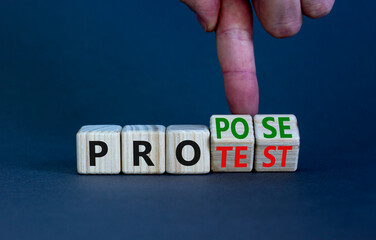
[231,118,249,139]
[279,117,292,138]
[262,117,277,138]
[216,118,229,139]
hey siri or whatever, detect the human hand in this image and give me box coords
[181,0,334,115]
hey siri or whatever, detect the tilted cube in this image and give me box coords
[254,115,300,172]
[210,115,254,172]
[166,125,210,174]
[76,125,121,174]
[122,125,165,174]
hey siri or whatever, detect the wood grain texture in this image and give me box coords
[254,114,300,172]
[76,125,121,174]
[210,115,254,172]
[122,125,165,174]
[166,125,210,174]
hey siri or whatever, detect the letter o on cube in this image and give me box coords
[166,125,210,174]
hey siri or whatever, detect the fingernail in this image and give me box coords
[196,14,207,32]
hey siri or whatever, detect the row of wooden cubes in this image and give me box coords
[77,114,300,174]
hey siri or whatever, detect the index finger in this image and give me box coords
[216,0,259,115]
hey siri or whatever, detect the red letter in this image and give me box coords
[234,146,248,168]
[263,146,276,167]
[216,146,233,168]
[278,146,293,167]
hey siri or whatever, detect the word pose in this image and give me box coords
[77,114,300,174]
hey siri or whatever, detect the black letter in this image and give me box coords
[133,141,154,166]
[176,140,200,166]
[89,141,108,166]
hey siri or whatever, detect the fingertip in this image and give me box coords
[196,14,218,32]
[267,20,302,39]
[252,0,303,39]
[196,14,208,31]
[302,0,335,19]
[224,71,259,116]
[182,0,220,32]
[229,99,259,116]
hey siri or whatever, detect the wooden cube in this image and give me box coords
[76,125,122,174]
[210,115,254,172]
[166,125,210,174]
[122,125,165,174]
[254,114,300,172]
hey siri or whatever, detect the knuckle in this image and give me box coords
[222,70,256,78]
[216,28,252,42]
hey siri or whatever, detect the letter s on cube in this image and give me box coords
[254,115,300,172]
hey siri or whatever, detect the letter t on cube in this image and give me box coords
[210,115,255,172]
[254,114,300,172]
